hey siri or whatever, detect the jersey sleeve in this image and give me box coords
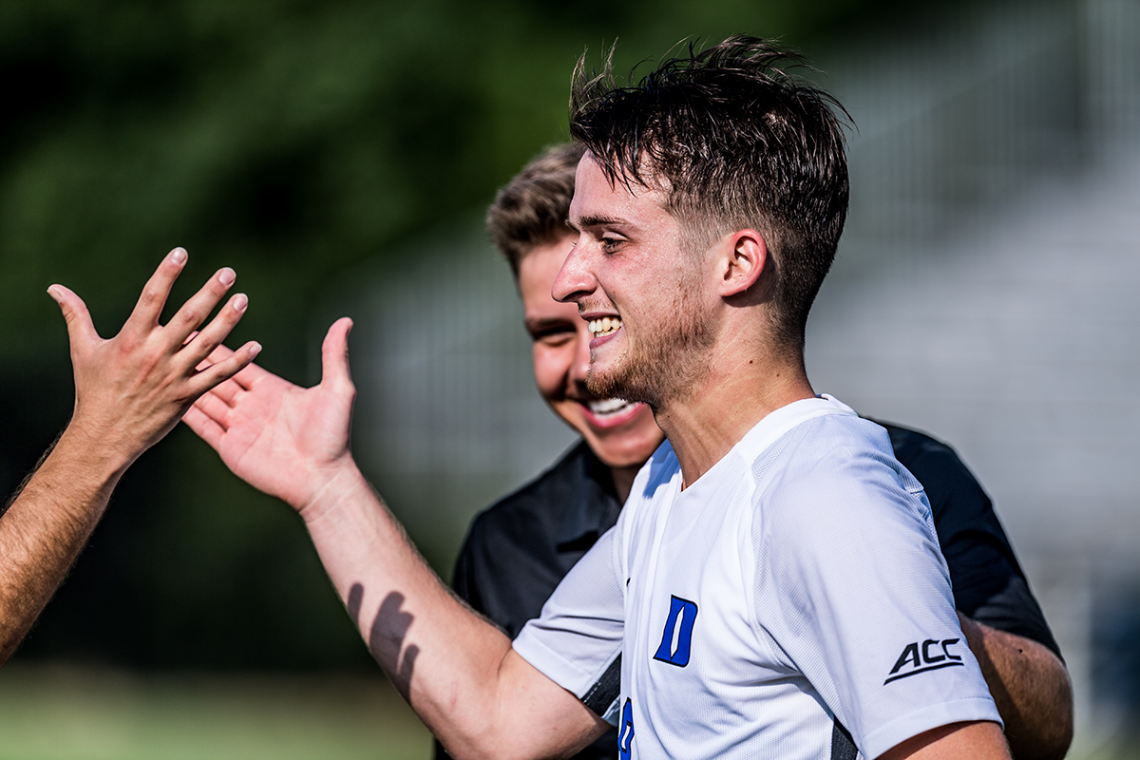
[754,421,1001,759]
[512,521,626,724]
[881,421,1063,659]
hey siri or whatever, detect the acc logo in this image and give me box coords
[653,596,698,667]
[884,638,964,684]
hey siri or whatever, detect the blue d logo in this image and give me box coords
[653,596,698,667]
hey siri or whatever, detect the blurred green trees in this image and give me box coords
[0,0,942,669]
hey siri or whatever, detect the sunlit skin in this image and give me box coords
[553,153,776,487]
[1,250,259,666]
[549,153,1013,759]
[184,154,1028,760]
[518,235,663,502]
[554,156,722,417]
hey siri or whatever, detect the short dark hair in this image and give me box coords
[486,142,586,277]
[570,36,850,350]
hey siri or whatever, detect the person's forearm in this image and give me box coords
[184,319,603,757]
[0,427,131,664]
[957,613,1074,760]
[1,250,256,666]
[299,463,602,760]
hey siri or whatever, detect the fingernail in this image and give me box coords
[232,293,248,312]
[218,267,236,287]
[249,342,262,357]
[170,248,187,265]
[46,285,63,303]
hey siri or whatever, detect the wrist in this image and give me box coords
[61,407,156,477]
[20,425,131,521]
[296,457,369,522]
[50,423,135,485]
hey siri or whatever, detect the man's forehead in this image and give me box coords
[577,151,672,194]
[569,152,670,227]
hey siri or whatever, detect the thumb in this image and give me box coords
[321,317,355,389]
[48,284,99,348]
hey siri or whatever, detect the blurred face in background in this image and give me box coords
[518,234,664,470]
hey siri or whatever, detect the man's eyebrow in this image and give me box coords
[572,214,627,229]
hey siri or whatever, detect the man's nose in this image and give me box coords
[552,237,594,304]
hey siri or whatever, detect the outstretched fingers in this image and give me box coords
[200,344,267,392]
[165,267,239,352]
[188,341,262,398]
[191,386,237,429]
[176,290,248,368]
[201,373,244,406]
[123,248,189,335]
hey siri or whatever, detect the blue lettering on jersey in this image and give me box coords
[653,595,698,667]
[618,698,635,760]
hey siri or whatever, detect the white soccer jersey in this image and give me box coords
[513,395,1001,760]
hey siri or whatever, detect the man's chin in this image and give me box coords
[587,361,629,399]
[587,366,654,408]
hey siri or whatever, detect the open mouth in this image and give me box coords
[587,397,637,418]
[588,317,622,337]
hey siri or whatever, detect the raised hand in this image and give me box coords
[183,317,358,513]
[0,249,261,665]
[48,247,261,471]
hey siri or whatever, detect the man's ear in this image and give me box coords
[717,229,767,298]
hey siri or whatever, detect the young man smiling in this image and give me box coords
[188,38,1042,759]
[440,142,1071,760]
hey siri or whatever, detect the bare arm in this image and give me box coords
[958,613,1074,760]
[879,721,1009,760]
[0,249,259,665]
[185,321,607,760]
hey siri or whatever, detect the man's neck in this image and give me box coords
[652,351,814,488]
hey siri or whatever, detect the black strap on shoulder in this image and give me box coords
[832,719,858,760]
[582,654,622,716]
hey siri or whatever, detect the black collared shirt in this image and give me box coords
[439,424,1059,760]
[452,441,622,641]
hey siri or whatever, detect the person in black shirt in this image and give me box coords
[439,143,1073,760]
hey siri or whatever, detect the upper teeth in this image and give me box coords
[588,317,622,336]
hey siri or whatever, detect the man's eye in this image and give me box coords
[601,237,624,252]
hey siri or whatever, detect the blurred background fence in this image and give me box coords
[2,0,1138,756]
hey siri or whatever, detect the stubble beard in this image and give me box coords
[585,272,714,409]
